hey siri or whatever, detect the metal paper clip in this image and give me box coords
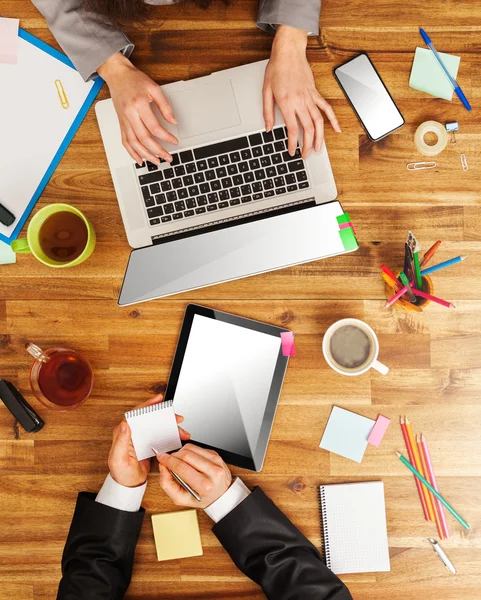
[460,154,468,171]
[55,79,70,110]
[406,161,437,171]
[445,122,458,144]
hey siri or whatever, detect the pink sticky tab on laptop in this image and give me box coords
[280,332,295,357]
[339,221,357,236]
[367,414,391,447]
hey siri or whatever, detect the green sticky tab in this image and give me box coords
[337,213,351,225]
[339,228,358,252]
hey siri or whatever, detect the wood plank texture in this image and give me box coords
[1,0,480,599]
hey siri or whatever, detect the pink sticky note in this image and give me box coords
[280,332,295,357]
[367,414,391,447]
[0,18,19,65]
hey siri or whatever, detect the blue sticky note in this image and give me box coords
[319,406,375,463]
[0,241,16,264]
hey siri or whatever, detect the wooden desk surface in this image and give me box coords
[1,1,480,598]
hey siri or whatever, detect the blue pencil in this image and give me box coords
[420,255,467,276]
[419,29,471,111]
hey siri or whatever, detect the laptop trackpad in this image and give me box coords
[169,79,241,139]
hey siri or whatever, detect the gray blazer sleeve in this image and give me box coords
[257,0,321,35]
[31,0,134,81]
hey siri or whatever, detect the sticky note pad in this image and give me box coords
[0,18,19,65]
[409,47,461,101]
[367,414,391,447]
[0,241,16,265]
[152,510,203,562]
[320,406,375,463]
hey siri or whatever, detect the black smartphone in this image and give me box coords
[334,53,404,142]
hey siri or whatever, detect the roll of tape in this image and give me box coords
[414,120,448,157]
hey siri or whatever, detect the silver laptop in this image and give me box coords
[96,60,356,306]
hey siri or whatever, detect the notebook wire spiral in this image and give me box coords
[125,399,174,419]
[319,486,332,569]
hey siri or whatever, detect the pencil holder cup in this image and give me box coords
[385,275,434,312]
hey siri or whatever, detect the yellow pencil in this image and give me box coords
[405,418,435,521]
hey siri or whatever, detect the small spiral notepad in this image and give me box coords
[319,481,390,575]
[125,400,182,461]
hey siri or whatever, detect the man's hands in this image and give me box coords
[157,444,232,509]
[108,394,190,488]
[98,53,178,166]
[264,25,341,159]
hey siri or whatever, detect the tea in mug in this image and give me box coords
[37,350,92,407]
[38,211,88,262]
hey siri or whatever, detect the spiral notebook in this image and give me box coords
[125,400,182,461]
[320,481,390,575]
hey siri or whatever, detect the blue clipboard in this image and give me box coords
[0,27,103,244]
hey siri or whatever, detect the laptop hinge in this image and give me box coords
[151,197,317,246]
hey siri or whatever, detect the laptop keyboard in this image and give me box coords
[135,127,311,227]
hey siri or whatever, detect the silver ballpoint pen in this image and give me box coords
[428,538,457,575]
[152,447,202,502]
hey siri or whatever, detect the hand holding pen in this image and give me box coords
[155,444,233,509]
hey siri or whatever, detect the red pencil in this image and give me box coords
[419,434,450,539]
[381,264,400,282]
[400,416,430,520]
[417,435,445,539]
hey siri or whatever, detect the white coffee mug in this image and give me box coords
[322,318,389,376]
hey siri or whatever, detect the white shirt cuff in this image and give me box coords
[204,478,251,523]
[95,473,146,512]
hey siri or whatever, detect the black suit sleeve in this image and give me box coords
[57,492,145,600]
[213,487,353,600]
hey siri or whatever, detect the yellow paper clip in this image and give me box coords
[406,161,437,171]
[460,154,468,171]
[55,79,69,109]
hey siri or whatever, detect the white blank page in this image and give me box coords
[126,401,182,461]
[320,481,390,574]
[0,35,95,239]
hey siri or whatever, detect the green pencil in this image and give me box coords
[413,252,423,289]
[396,451,470,530]
[399,272,416,303]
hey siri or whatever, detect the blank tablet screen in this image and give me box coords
[172,314,281,463]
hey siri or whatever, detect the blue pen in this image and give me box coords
[419,28,471,111]
[420,255,467,276]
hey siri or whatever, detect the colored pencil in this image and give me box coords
[382,271,402,291]
[405,417,436,521]
[419,434,450,539]
[421,256,467,276]
[396,451,470,530]
[411,288,455,309]
[400,417,430,520]
[421,240,441,267]
[384,286,407,308]
[413,252,423,289]
[399,272,416,303]
[381,264,400,282]
[417,435,445,539]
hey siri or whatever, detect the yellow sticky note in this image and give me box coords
[151,510,203,562]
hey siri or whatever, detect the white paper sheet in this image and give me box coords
[0,33,96,240]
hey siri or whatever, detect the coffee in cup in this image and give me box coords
[322,318,389,376]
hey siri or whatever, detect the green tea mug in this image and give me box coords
[11,204,96,268]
